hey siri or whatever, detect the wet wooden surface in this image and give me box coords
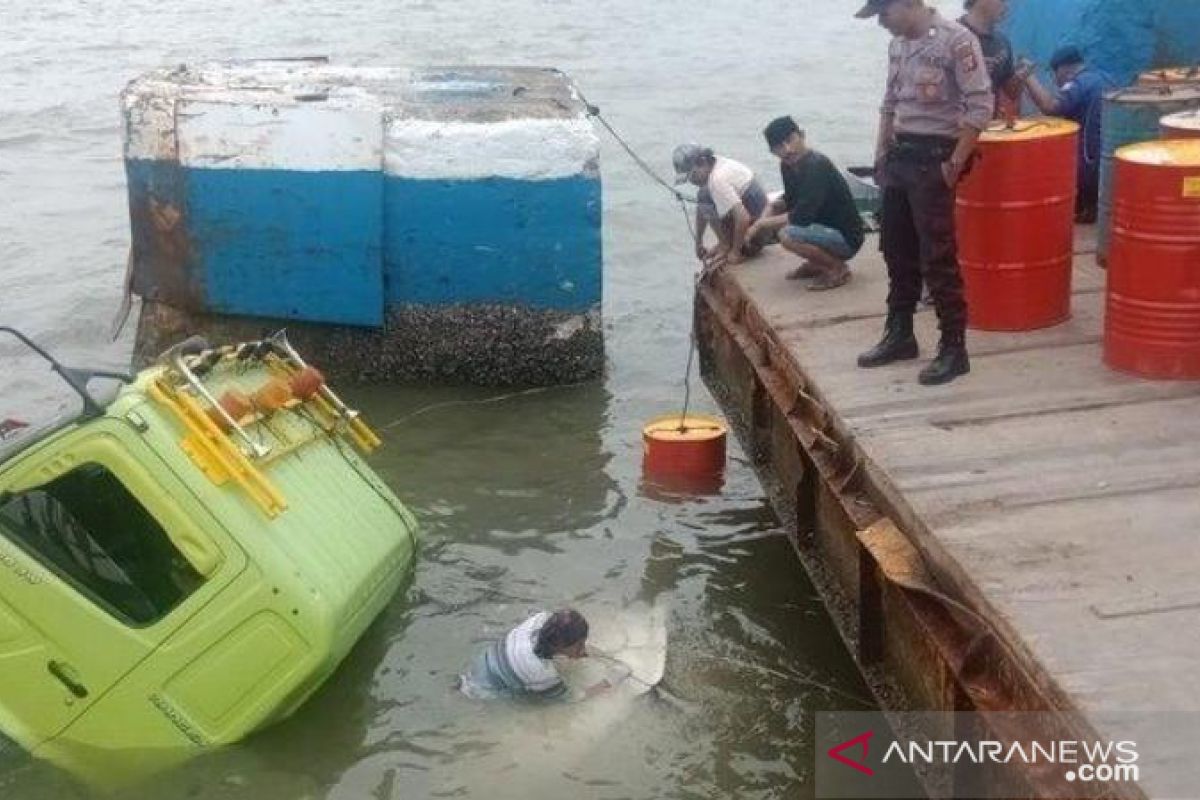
[726,226,1200,798]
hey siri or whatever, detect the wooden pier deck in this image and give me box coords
[697,228,1200,799]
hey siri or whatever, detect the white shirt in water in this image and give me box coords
[459,611,565,699]
[502,611,561,693]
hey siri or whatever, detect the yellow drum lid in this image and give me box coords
[1162,109,1200,132]
[979,118,1079,142]
[1139,67,1200,86]
[643,413,727,443]
[1117,139,1200,167]
[1109,85,1200,105]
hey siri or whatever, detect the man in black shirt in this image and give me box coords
[960,0,1019,118]
[748,117,866,291]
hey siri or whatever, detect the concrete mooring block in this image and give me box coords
[122,59,602,385]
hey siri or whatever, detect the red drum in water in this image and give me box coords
[1105,140,1200,379]
[1161,110,1200,140]
[955,119,1079,330]
[642,414,726,479]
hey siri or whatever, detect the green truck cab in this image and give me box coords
[0,329,417,787]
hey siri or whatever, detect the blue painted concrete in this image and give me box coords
[126,161,602,321]
[127,160,385,327]
[383,175,602,311]
[1005,0,1200,86]
[190,168,385,326]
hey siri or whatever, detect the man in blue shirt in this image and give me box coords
[1019,46,1115,223]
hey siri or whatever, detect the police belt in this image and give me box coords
[889,134,957,163]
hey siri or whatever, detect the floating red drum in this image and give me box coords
[1105,140,1200,379]
[956,119,1079,330]
[1161,109,1200,140]
[642,414,726,481]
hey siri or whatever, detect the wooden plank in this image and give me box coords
[724,229,1199,799]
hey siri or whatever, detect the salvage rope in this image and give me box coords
[382,381,591,430]
[576,88,707,433]
[574,88,696,206]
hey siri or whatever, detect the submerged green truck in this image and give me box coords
[0,328,417,787]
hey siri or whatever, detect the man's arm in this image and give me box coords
[876,112,896,176]
[725,204,753,265]
[877,41,900,169]
[994,42,1022,121]
[945,126,982,186]
[945,33,994,186]
[999,77,1024,115]
[693,207,709,260]
[749,211,790,241]
[748,175,793,242]
[1021,71,1061,115]
[1017,57,1065,115]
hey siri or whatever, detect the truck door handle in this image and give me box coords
[47,660,89,699]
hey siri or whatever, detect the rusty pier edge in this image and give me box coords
[695,272,1143,800]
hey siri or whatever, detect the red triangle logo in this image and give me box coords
[827,730,875,776]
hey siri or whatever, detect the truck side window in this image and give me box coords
[0,463,203,625]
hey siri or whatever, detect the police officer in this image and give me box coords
[855,0,993,385]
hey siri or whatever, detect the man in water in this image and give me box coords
[673,144,771,267]
[1018,45,1114,223]
[459,609,612,700]
[748,117,865,290]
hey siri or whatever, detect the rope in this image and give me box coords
[296,405,419,557]
[381,381,590,430]
[985,119,1052,135]
[574,88,696,205]
[674,199,706,432]
[575,88,709,434]
[678,271,701,433]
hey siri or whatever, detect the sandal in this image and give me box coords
[808,266,851,291]
[786,262,823,281]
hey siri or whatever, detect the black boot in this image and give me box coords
[857,311,918,368]
[918,331,970,386]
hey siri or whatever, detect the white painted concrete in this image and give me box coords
[122,61,598,178]
[383,118,599,181]
[122,80,182,162]
[176,96,383,171]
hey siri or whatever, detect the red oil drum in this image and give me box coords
[1161,110,1200,139]
[956,118,1079,330]
[1105,140,1200,379]
[642,413,726,479]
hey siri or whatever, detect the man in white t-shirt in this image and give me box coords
[673,144,770,267]
[459,609,614,701]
